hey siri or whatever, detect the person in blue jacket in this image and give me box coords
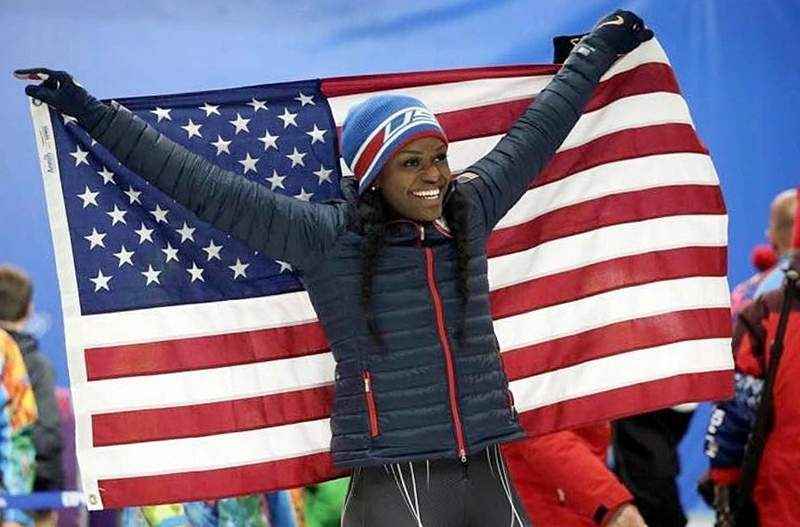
[19,10,650,526]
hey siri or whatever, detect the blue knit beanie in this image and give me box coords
[341,95,447,195]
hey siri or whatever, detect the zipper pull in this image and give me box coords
[459,449,467,463]
[419,224,425,241]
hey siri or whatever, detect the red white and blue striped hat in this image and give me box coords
[341,95,448,195]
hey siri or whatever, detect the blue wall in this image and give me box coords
[2,0,798,514]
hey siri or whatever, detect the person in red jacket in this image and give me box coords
[503,423,646,526]
[705,270,800,525]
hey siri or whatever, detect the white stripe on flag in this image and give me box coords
[560,92,692,151]
[494,276,731,352]
[88,418,332,479]
[78,289,318,348]
[488,214,728,291]
[76,353,335,413]
[510,337,733,411]
[495,152,719,229]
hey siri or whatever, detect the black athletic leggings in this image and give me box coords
[341,444,532,527]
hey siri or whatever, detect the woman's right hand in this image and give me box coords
[15,68,107,129]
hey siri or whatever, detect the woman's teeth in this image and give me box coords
[411,189,440,200]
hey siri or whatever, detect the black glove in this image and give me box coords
[14,68,110,130]
[589,9,653,55]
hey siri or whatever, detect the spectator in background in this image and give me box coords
[749,189,797,300]
[703,189,800,526]
[503,424,646,526]
[0,266,64,527]
[0,328,38,527]
[704,264,800,525]
[612,408,693,527]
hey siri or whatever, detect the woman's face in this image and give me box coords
[377,136,451,222]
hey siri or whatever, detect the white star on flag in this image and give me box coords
[199,103,221,117]
[229,113,251,135]
[134,223,155,245]
[294,92,315,106]
[278,108,298,128]
[177,222,196,243]
[266,170,286,190]
[84,228,107,250]
[258,130,279,151]
[62,114,79,126]
[77,186,99,208]
[314,165,334,185]
[294,188,314,202]
[162,243,180,263]
[106,204,128,226]
[228,258,250,279]
[186,262,205,283]
[276,260,293,273]
[113,245,135,267]
[97,167,116,185]
[124,186,142,205]
[211,136,232,156]
[247,98,268,112]
[181,119,203,139]
[286,147,306,167]
[149,204,169,224]
[141,265,162,286]
[89,270,112,292]
[238,153,260,175]
[306,124,327,144]
[150,107,172,122]
[70,146,90,166]
[202,240,223,261]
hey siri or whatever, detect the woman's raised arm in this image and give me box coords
[18,69,345,271]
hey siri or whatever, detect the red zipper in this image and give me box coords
[362,370,380,437]
[422,239,467,462]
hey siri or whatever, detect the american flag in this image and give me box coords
[29,39,733,510]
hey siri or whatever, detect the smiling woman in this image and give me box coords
[379,137,451,221]
[19,8,652,526]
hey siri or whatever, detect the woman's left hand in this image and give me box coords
[590,10,654,55]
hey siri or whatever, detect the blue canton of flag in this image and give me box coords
[50,81,341,315]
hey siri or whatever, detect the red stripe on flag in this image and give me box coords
[517,370,733,438]
[85,322,329,381]
[536,124,708,188]
[98,452,346,509]
[490,247,727,320]
[487,185,726,258]
[321,64,559,97]
[584,63,679,113]
[436,63,680,143]
[502,308,732,381]
[92,386,335,447]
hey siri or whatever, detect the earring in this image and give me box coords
[371,185,379,191]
